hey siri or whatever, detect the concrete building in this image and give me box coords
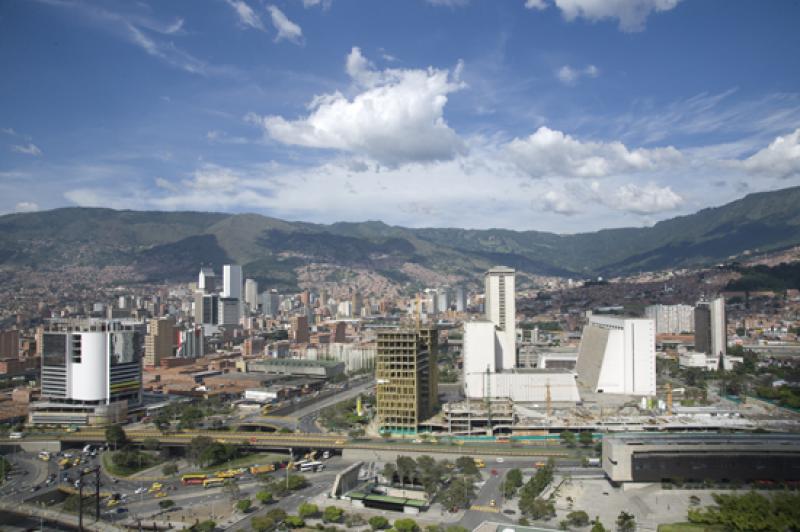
[576,315,656,396]
[291,315,310,343]
[454,286,466,313]
[645,304,694,334]
[198,267,216,293]
[245,279,259,312]
[260,290,280,318]
[436,287,450,313]
[678,350,718,371]
[485,267,516,369]
[218,297,240,326]
[176,325,204,359]
[246,358,345,379]
[695,297,726,359]
[375,328,438,434]
[0,330,19,359]
[603,433,800,483]
[144,316,175,368]
[222,264,243,300]
[30,319,143,425]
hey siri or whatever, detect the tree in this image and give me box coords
[323,506,344,523]
[579,431,594,447]
[688,491,800,531]
[188,436,214,466]
[616,511,636,532]
[251,517,274,532]
[345,513,366,527]
[287,474,307,490]
[455,456,478,475]
[560,430,576,448]
[567,510,590,527]
[162,463,178,476]
[382,463,397,483]
[223,480,240,501]
[159,499,175,509]
[591,518,606,532]
[527,498,555,520]
[105,424,127,450]
[266,508,288,524]
[191,521,216,532]
[394,518,419,532]
[143,437,160,451]
[256,490,273,505]
[438,476,475,511]
[397,456,417,486]
[235,499,252,513]
[504,468,523,498]
[285,516,305,528]
[369,516,390,530]
[299,502,320,519]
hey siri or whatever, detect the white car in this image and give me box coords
[496,457,505,463]
[134,487,147,495]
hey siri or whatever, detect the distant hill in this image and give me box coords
[3,186,800,289]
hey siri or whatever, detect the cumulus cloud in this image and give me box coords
[11,143,43,156]
[738,128,800,179]
[225,0,265,30]
[427,0,470,6]
[268,5,303,44]
[251,46,466,166]
[301,0,332,8]
[541,189,580,215]
[526,0,682,32]
[14,201,39,213]
[556,64,599,85]
[604,182,684,214]
[506,126,681,179]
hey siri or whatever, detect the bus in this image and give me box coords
[203,477,227,489]
[181,474,207,486]
[299,461,325,473]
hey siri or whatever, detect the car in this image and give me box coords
[489,499,496,507]
[154,491,167,498]
[503,509,516,515]
[490,469,498,476]
[114,507,128,514]
[30,485,40,492]
[496,457,505,463]
[134,487,147,495]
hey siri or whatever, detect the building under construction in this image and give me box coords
[375,327,438,434]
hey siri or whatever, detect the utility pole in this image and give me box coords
[94,467,100,521]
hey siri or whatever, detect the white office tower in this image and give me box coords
[198,267,216,293]
[695,297,727,360]
[463,320,499,397]
[222,264,243,300]
[485,266,516,369]
[644,304,695,334]
[576,315,656,396]
[437,287,450,313]
[260,290,280,318]
[245,279,259,312]
[455,286,466,312]
[31,319,143,425]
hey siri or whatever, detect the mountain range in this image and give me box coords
[2,186,800,289]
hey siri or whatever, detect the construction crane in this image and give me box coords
[485,366,492,435]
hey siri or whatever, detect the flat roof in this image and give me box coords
[250,358,343,368]
[607,432,800,446]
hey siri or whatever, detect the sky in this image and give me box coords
[1,0,799,233]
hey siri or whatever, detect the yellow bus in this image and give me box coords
[203,477,227,489]
[181,473,207,486]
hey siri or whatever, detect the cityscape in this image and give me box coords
[2,1,800,532]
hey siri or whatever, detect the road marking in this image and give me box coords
[470,505,500,513]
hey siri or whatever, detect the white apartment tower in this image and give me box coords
[198,267,216,293]
[245,278,259,312]
[222,264,243,300]
[485,266,516,369]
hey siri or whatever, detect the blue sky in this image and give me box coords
[1,0,799,232]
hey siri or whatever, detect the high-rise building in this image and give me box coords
[31,319,143,425]
[375,327,437,434]
[198,267,216,293]
[245,279,259,312]
[485,266,516,369]
[218,297,240,326]
[436,287,450,313]
[0,330,19,359]
[332,321,346,343]
[144,317,175,367]
[291,315,310,343]
[352,292,363,317]
[575,315,656,396]
[222,264,243,300]
[455,286,467,313]
[176,326,204,359]
[645,304,695,334]
[197,293,219,325]
[260,290,280,318]
[695,297,726,359]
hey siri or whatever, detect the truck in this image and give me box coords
[299,461,325,473]
[586,458,601,467]
[249,464,276,475]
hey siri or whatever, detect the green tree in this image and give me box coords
[162,463,178,476]
[299,502,320,519]
[287,474,307,490]
[105,424,127,450]
[285,516,305,528]
[345,513,366,527]
[266,508,287,524]
[560,430,576,448]
[527,498,555,520]
[251,517,274,532]
[396,456,417,486]
[223,479,240,501]
[188,436,214,466]
[566,510,590,527]
[235,499,251,513]
[455,456,478,475]
[143,437,160,451]
[616,511,635,532]
[369,516,390,530]
[591,519,606,532]
[503,468,523,498]
[394,518,419,532]
[191,520,216,532]
[382,462,397,483]
[323,506,345,523]
[256,490,273,505]
[159,499,175,509]
[438,476,475,511]
[688,491,800,531]
[579,431,594,447]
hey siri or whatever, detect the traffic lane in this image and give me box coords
[474,472,503,507]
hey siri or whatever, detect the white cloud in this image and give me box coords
[224,0,265,30]
[14,201,39,213]
[164,18,184,34]
[427,0,470,6]
[267,5,303,44]
[735,128,800,179]
[604,182,684,214]
[506,126,681,179]
[557,64,599,85]
[11,143,43,156]
[542,189,580,215]
[252,47,466,166]
[526,0,682,32]
[301,0,332,9]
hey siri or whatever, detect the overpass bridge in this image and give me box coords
[1,428,570,459]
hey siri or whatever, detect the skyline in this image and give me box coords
[2,0,800,232]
